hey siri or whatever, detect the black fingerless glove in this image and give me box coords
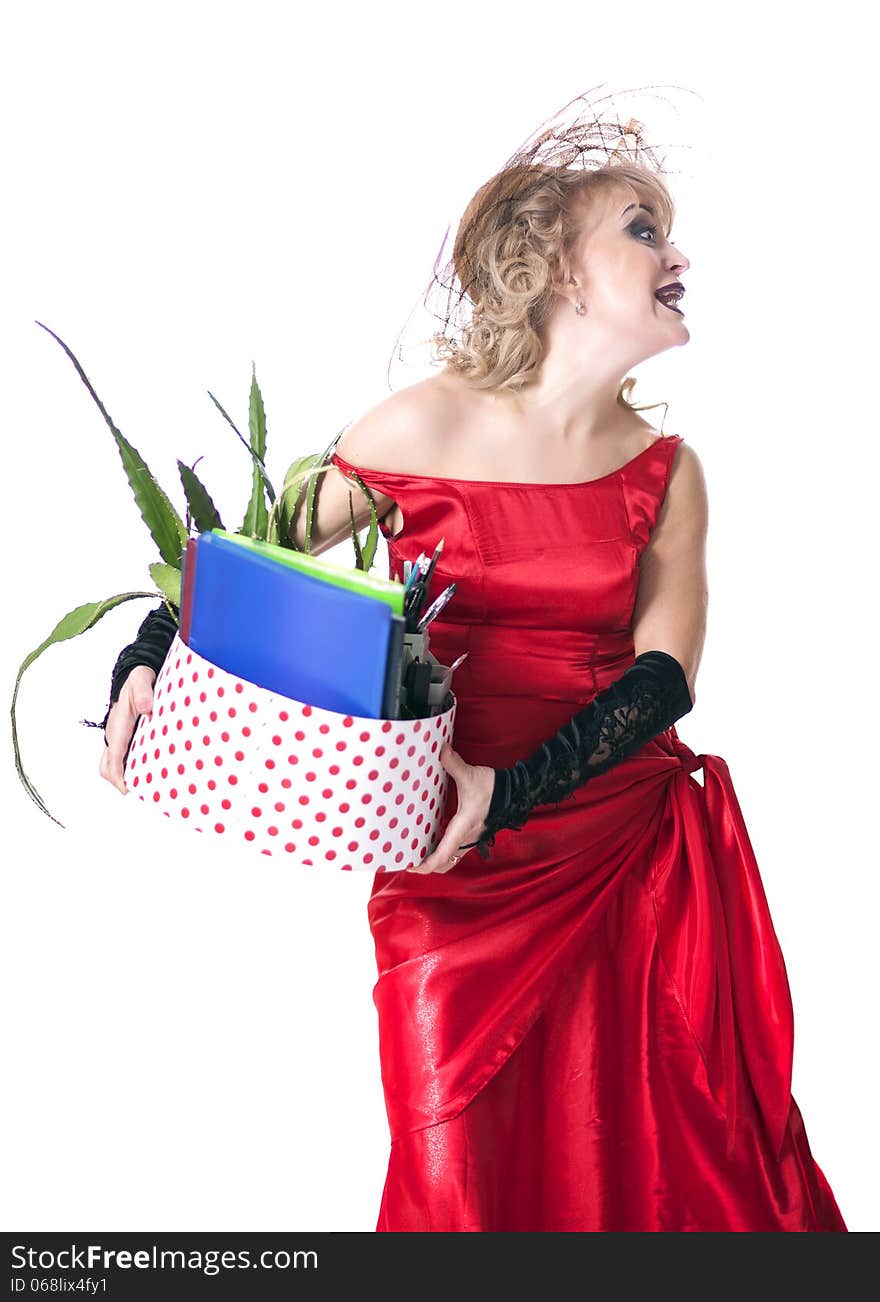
[80,602,180,737]
[458,650,694,862]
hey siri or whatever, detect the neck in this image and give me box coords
[483,314,646,443]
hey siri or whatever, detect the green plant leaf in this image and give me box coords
[275,454,322,548]
[318,429,379,569]
[273,429,355,554]
[182,454,205,531]
[207,387,277,504]
[35,322,188,568]
[11,591,166,827]
[273,436,380,567]
[347,490,364,570]
[302,454,322,556]
[240,364,271,538]
[177,459,224,534]
[149,562,182,608]
[249,361,267,462]
[241,460,269,539]
[339,467,379,571]
[299,429,350,554]
[360,503,379,571]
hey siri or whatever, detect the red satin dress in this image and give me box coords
[331,436,847,1233]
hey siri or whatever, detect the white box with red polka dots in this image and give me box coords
[123,633,458,870]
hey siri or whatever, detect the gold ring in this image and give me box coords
[450,854,461,865]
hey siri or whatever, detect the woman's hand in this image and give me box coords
[98,665,157,794]
[408,743,495,874]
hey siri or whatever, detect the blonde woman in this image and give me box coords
[99,96,846,1232]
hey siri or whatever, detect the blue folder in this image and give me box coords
[185,530,395,717]
[209,528,405,615]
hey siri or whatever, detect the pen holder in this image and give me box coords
[123,633,457,871]
[400,627,450,716]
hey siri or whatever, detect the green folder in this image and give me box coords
[210,529,405,616]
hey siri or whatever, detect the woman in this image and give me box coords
[98,113,847,1232]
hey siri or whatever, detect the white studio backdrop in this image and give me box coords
[1,0,875,1232]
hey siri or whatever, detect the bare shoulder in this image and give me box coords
[335,376,452,473]
[666,439,708,524]
[647,438,709,559]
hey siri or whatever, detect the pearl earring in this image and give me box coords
[575,300,585,315]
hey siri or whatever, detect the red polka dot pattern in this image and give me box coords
[124,634,457,871]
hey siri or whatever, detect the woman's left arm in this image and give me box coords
[630,440,709,707]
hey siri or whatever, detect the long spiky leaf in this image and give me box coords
[35,322,188,567]
[207,388,276,504]
[11,591,166,826]
[240,364,271,537]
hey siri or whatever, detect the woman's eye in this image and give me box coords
[632,222,657,243]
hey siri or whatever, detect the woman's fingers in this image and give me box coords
[102,698,142,794]
[98,667,156,794]
[408,747,494,873]
[408,816,471,874]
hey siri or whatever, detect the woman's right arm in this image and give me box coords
[100,393,411,792]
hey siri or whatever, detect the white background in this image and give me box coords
[1,0,875,1232]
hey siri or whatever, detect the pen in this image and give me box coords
[407,537,444,623]
[405,554,427,593]
[404,556,429,625]
[416,582,457,633]
[420,537,445,597]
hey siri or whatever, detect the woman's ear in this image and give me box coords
[548,273,578,308]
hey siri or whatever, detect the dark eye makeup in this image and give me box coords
[630,220,658,243]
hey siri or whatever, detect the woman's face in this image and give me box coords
[568,184,691,354]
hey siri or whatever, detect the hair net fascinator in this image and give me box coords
[386,81,701,387]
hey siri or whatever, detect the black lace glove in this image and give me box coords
[457,649,694,862]
[80,602,180,739]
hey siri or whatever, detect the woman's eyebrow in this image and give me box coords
[621,202,655,218]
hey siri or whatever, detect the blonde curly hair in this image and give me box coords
[418,87,688,417]
[434,164,673,402]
